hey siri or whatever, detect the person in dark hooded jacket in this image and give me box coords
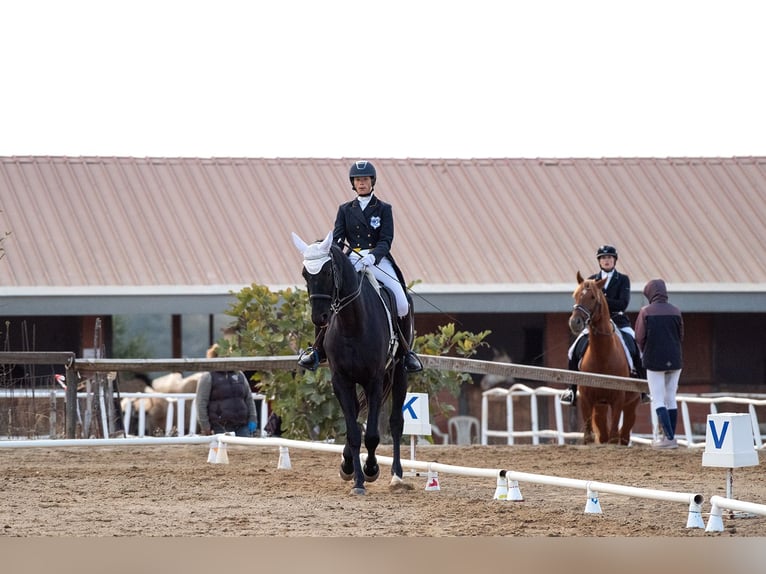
[635,278,684,449]
[196,344,257,437]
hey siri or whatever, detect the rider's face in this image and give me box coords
[352,176,372,195]
[598,255,616,271]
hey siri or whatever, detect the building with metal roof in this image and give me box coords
[1,156,764,388]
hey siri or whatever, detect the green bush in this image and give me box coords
[220,283,489,441]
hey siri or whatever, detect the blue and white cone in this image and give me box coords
[584,487,602,514]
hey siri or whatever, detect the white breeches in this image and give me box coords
[567,325,635,371]
[647,369,681,411]
[349,251,409,317]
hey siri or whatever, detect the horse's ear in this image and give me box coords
[318,230,333,252]
[576,271,585,284]
[291,232,309,254]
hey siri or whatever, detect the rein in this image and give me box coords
[572,284,614,336]
[309,249,364,315]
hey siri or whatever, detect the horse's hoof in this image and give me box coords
[339,455,354,481]
[338,467,354,482]
[363,464,380,483]
[350,487,366,496]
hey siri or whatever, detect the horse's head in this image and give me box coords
[292,231,336,327]
[569,270,608,335]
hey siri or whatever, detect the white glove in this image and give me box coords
[354,253,375,271]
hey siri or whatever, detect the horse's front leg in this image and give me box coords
[388,364,407,481]
[607,399,624,444]
[340,442,355,481]
[334,382,366,494]
[619,393,640,446]
[362,381,382,483]
[580,398,595,444]
[593,403,610,444]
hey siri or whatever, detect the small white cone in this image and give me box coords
[424,469,440,491]
[277,445,292,470]
[214,438,229,464]
[705,504,724,532]
[206,440,217,463]
[584,488,602,514]
[686,500,705,529]
[507,479,524,501]
[493,473,508,500]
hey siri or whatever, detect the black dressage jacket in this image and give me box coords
[333,194,406,284]
[588,269,632,330]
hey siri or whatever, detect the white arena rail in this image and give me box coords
[0,389,268,439]
[215,435,705,529]
[0,432,707,528]
[481,384,766,449]
[705,495,766,532]
[1,353,764,449]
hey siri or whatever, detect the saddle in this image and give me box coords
[359,268,399,357]
[570,326,642,376]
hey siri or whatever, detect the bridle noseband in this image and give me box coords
[308,249,363,315]
[572,283,613,335]
[572,302,594,323]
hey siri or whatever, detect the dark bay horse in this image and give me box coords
[292,231,410,495]
[568,271,640,445]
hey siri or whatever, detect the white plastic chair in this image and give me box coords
[431,423,449,444]
[448,415,480,445]
[416,424,450,445]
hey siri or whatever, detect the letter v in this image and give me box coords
[709,420,729,449]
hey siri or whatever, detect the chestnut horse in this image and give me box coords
[568,271,640,445]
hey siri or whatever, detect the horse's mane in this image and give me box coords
[329,244,359,294]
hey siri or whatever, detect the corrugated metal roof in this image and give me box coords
[1,156,765,314]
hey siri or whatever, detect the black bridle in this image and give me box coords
[572,283,613,335]
[308,248,364,315]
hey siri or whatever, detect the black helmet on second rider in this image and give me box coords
[349,160,376,191]
[596,244,619,261]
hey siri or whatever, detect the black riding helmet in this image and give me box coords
[349,160,376,191]
[596,244,619,261]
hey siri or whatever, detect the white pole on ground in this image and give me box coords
[706,495,766,533]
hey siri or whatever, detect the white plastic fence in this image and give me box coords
[481,384,766,449]
[0,389,268,439]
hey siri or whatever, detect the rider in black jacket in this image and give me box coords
[297,161,422,373]
[561,245,647,406]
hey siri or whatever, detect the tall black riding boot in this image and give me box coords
[562,334,588,406]
[668,408,678,438]
[298,326,327,371]
[624,334,651,403]
[397,316,422,373]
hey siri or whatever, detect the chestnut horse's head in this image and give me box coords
[568,271,609,336]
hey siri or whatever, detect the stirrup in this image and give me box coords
[559,389,576,406]
[297,348,319,371]
[640,392,651,404]
[404,352,423,373]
